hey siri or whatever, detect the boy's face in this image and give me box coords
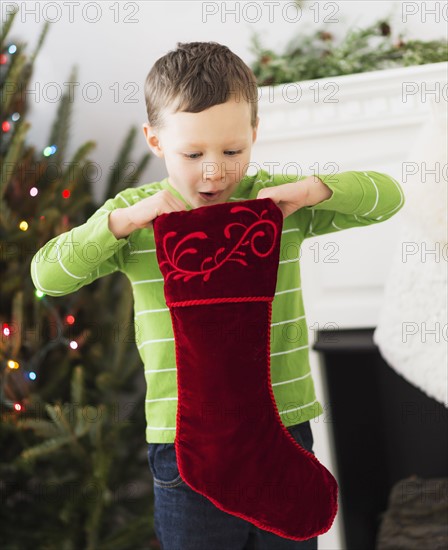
[142,98,259,209]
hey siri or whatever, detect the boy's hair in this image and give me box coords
[144,41,258,131]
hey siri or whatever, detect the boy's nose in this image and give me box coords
[203,161,225,181]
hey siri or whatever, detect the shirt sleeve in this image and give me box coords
[299,171,406,239]
[30,192,133,297]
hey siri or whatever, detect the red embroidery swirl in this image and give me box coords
[159,205,278,282]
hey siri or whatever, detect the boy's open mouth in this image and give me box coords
[199,191,222,201]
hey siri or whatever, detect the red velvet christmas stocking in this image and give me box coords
[152,198,338,540]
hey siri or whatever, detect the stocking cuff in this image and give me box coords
[153,198,284,306]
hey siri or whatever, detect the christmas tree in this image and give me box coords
[0,9,159,549]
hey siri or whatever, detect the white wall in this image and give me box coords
[5,0,447,202]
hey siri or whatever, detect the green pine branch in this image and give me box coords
[19,434,74,462]
[35,140,96,218]
[0,52,27,117]
[0,117,30,198]
[98,124,152,208]
[106,126,146,198]
[16,418,61,438]
[250,17,448,85]
[60,139,97,189]
[29,21,51,66]
[123,151,152,188]
[47,65,79,167]
[71,364,85,408]
[0,6,19,50]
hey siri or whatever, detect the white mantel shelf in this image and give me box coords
[256,62,448,141]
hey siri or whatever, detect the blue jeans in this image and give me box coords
[147,421,318,550]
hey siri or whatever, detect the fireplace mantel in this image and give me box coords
[252,61,448,329]
[252,62,448,549]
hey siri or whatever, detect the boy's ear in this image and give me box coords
[142,123,164,158]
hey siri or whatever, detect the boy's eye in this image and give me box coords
[183,151,242,160]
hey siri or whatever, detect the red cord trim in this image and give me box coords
[168,296,272,307]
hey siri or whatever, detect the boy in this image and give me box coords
[31,41,405,549]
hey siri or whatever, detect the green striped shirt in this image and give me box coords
[30,169,405,442]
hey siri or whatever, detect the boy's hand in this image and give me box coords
[256,176,332,218]
[109,190,188,239]
[127,190,188,231]
[256,180,309,219]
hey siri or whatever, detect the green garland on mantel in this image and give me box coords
[249,18,448,86]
